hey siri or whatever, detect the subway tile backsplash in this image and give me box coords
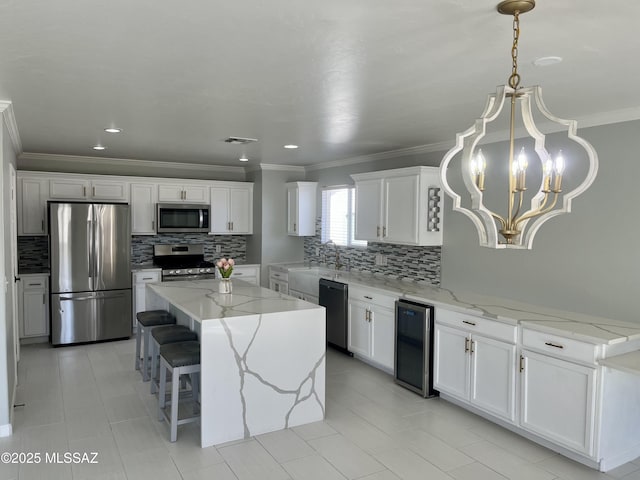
[18,236,49,271]
[303,218,441,285]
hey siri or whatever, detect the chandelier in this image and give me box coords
[439,0,598,249]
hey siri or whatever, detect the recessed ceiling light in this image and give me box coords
[239,155,249,162]
[104,127,122,133]
[532,56,563,67]
[284,144,299,149]
[93,145,106,151]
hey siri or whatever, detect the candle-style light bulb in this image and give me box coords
[515,147,527,191]
[553,150,565,192]
[474,149,486,191]
[543,158,554,192]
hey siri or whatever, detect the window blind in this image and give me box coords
[321,188,367,247]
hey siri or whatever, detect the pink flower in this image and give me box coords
[223,264,230,271]
[228,259,235,266]
[220,258,227,264]
[216,260,223,268]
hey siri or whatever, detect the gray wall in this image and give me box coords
[0,120,17,431]
[440,120,640,323]
[245,169,263,268]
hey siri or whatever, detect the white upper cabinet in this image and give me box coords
[158,183,209,203]
[210,182,253,234]
[286,182,317,236]
[130,183,158,235]
[49,178,128,201]
[18,175,49,235]
[351,166,443,246]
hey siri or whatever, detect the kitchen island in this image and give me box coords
[146,279,326,447]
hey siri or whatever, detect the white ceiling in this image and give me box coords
[1,0,639,168]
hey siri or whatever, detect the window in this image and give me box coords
[321,187,367,247]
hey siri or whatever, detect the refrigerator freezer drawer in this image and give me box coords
[51,290,132,346]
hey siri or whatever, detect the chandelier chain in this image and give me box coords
[509,11,521,89]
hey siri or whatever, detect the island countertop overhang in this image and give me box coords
[147,279,323,323]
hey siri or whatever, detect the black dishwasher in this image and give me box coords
[319,278,352,355]
[394,299,438,397]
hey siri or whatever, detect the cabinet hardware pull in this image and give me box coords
[364,295,373,300]
[28,283,40,286]
[464,337,470,353]
[544,342,564,349]
[235,273,243,275]
[42,293,45,304]
[519,355,525,372]
[231,222,234,231]
[142,277,153,280]
[462,320,476,326]
[41,219,44,231]
[470,340,475,354]
[83,186,87,197]
[293,222,296,232]
[376,226,380,237]
[152,220,155,230]
[92,186,96,197]
[383,226,387,237]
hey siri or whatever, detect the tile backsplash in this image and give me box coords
[304,218,441,285]
[131,234,246,264]
[18,234,247,270]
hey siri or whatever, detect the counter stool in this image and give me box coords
[135,310,176,381]
[149,325,198,394]
[158,341,201,442]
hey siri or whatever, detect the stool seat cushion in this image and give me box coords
[152,325,198,344]
[160,341,200,368]
[137,310,176,327]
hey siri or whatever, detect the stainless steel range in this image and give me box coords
[153,244,217,282]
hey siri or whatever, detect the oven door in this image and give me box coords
[157,204,210,233]
[162,274,217,282]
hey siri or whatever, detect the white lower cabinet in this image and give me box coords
[223,264,260,286]
[132,270,162,331]
[434,311,517,423]
[288,289,318,305]
[268,267,289,294]
[18,274,49,338]
[348,287,396,371]
[519,348,597,456]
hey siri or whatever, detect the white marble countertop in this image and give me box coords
[148,278,322,323]
[285,266,640,346]
[600,351,640,375]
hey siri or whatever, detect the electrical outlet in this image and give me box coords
[315,247,320,256]
[215,245,221,253]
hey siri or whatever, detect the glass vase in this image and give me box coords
[218,278,232,294]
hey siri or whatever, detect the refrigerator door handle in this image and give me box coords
[59,295,96,301]
[87,218,94,286]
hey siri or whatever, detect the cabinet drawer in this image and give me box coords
[436,308,517,343]
[22,278,47,291]
[133,271,161,283]
[269,271,288,282]
[349,287,397,309]
[521,328,599,365]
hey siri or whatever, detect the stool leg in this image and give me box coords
[170,369,180,442]
[159,360,167,420]
[150,339,157,394]
[135,322,142,371]
[192,372,200,414]
[142,327,151,381]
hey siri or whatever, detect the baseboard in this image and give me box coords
[20,336,49,345]
[599,446,640,472]
[0,423,12,437]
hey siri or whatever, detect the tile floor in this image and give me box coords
[1,339,640,480]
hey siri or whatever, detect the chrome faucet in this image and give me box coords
[323,240,343,270]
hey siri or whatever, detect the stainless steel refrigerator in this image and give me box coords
[49,202,132,346]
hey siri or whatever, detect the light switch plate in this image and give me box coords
[215,245,221,253]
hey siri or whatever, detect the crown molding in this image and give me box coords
[573,105,640,130]
[305,141,453,171]
[0,101,23,155]
[18,152,246,174]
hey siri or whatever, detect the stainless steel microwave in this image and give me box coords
[156,203,210,233]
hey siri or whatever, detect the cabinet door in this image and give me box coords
[23,288,48,337]
[354,179,382,241]
[287,186,299,235]
[183,185,209,203]
[434,324,470,399]
[370,305,395,370]
[269,279,288,295]
[520,349,596,456]
[470,335,516,422]
[131,184,157,234]
[50,179,90,199]
[229,187,252,234]
[348,300,371,357]
[210,187,231,233]
[158,184,185,202]
[383,175,419,244]
[91,180,128,201]
[19,178,47,235]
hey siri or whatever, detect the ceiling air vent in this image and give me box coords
[223,137,258,145]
